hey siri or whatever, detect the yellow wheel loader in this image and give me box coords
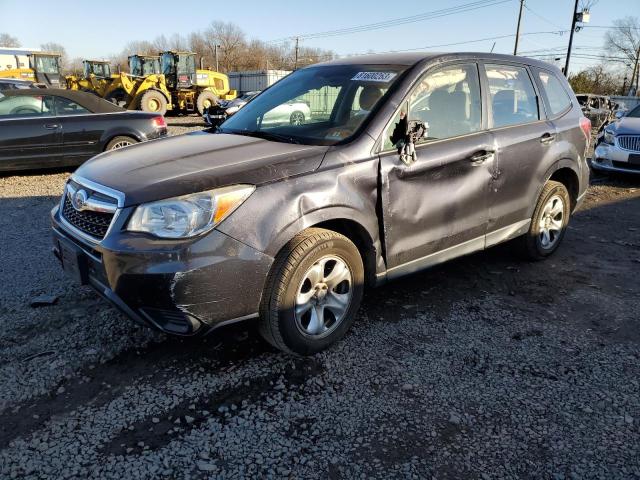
[101,55,161,108]
[65,60,113,96]
[157,50,237,115]
[0,52,63,88]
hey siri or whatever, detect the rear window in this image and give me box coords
[537,70,572,116]
[485,64,539,128]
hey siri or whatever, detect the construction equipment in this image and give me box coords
[0,51,63,88]
[66,60,114,96]
[101,54,161,108]
[158,50,236,115]
[100,51,235,115]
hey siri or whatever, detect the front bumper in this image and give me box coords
[51,205,273,336]
[592,143,640,174]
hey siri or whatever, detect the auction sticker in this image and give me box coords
[352,71,397,83]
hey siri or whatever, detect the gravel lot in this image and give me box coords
[1,123,639,479]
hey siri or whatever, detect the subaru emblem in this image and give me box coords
[71,189,88,211]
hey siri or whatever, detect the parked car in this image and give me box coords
[0,89,167,172]
[203,90,260,126]
[0,78,41,91]
[576,94,612,129]
[592,104,640,174]
[51,52,590,355]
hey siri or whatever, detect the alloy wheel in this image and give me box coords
[295,255,352,338]
[538,194,564,249]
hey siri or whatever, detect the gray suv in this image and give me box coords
[51,53,591,355]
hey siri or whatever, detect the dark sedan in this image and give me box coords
[0,89,167,172]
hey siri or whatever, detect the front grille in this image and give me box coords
[612,161,640,171]
[618,135,640,152]
[62,194,115,240]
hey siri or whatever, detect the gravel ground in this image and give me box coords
[0,133,639,478]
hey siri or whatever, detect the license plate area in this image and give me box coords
[58,238,88,285]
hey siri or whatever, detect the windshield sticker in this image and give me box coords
[352,71,397,83]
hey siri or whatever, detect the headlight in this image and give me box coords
[603,128,615,145]
[128,185,255,238]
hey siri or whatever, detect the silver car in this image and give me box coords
[593,105,640,174]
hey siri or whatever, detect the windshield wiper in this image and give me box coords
[220,129,302,145]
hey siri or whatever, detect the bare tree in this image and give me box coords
[204,21,246,72]
[0,33,20,47]
[605,17,640,93]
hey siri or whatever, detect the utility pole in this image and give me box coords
[214,44,220,72]
[564,0,580,77]
[513,0,524,55]
[632,45,640,95]
[294,37,299,70]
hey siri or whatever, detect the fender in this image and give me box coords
[99,127,145,150]
[528,158,581,217]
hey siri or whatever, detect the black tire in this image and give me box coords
[259,228,364,355]
[104,89,131,108]
[105,136,138,151]
[196,91,219,116]
[517,180,571,260]
[290,111,305,125]
[139,89,167,115]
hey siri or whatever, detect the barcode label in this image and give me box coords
[352,71,397,83]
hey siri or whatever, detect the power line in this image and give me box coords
[522,2,565,30]
[333,30,567,58]
[267,0,513,43]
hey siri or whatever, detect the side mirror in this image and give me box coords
[398,120,428,165]
[615,111,625,120]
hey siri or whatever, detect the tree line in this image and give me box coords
[0,22,335,75]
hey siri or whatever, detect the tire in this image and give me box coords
[196,91,219,116]
[105,136,138,151]
[518,180,571,260]
[259,228,364,355]
[105,89,131,108]
[139,89,167,115]
[290,111,305,125]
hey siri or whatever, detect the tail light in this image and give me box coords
[579,116,591,142]
[152,116,167,129]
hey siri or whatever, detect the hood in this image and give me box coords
[608,117,640,136]
[75,132,328,207]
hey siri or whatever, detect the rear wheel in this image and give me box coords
[290,111,305,125]
[105,136,138,151]
[139,89,167,115]
[259,228,364,355]
[518,180,571,260]
[196,91,219,116]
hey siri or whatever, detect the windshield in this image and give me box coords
[627,104,640,118]
[91,63,110,77]
[220,64,408,145]
[33,56,59,74]
[177,54,196,75]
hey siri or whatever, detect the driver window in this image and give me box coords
[383,63,481,150]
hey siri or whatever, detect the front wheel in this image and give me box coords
[518,180,571,260]
[259,228,364,355]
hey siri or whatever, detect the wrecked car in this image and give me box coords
[203,90,260,126]
[576,93,612,129]
[51,52,590,355]
[593,103,640,174]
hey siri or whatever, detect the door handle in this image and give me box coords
[540,132,556,144]
[44,123,60,130]
[469,150,495,165]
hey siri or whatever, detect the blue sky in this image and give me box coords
[0,0,636,74]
